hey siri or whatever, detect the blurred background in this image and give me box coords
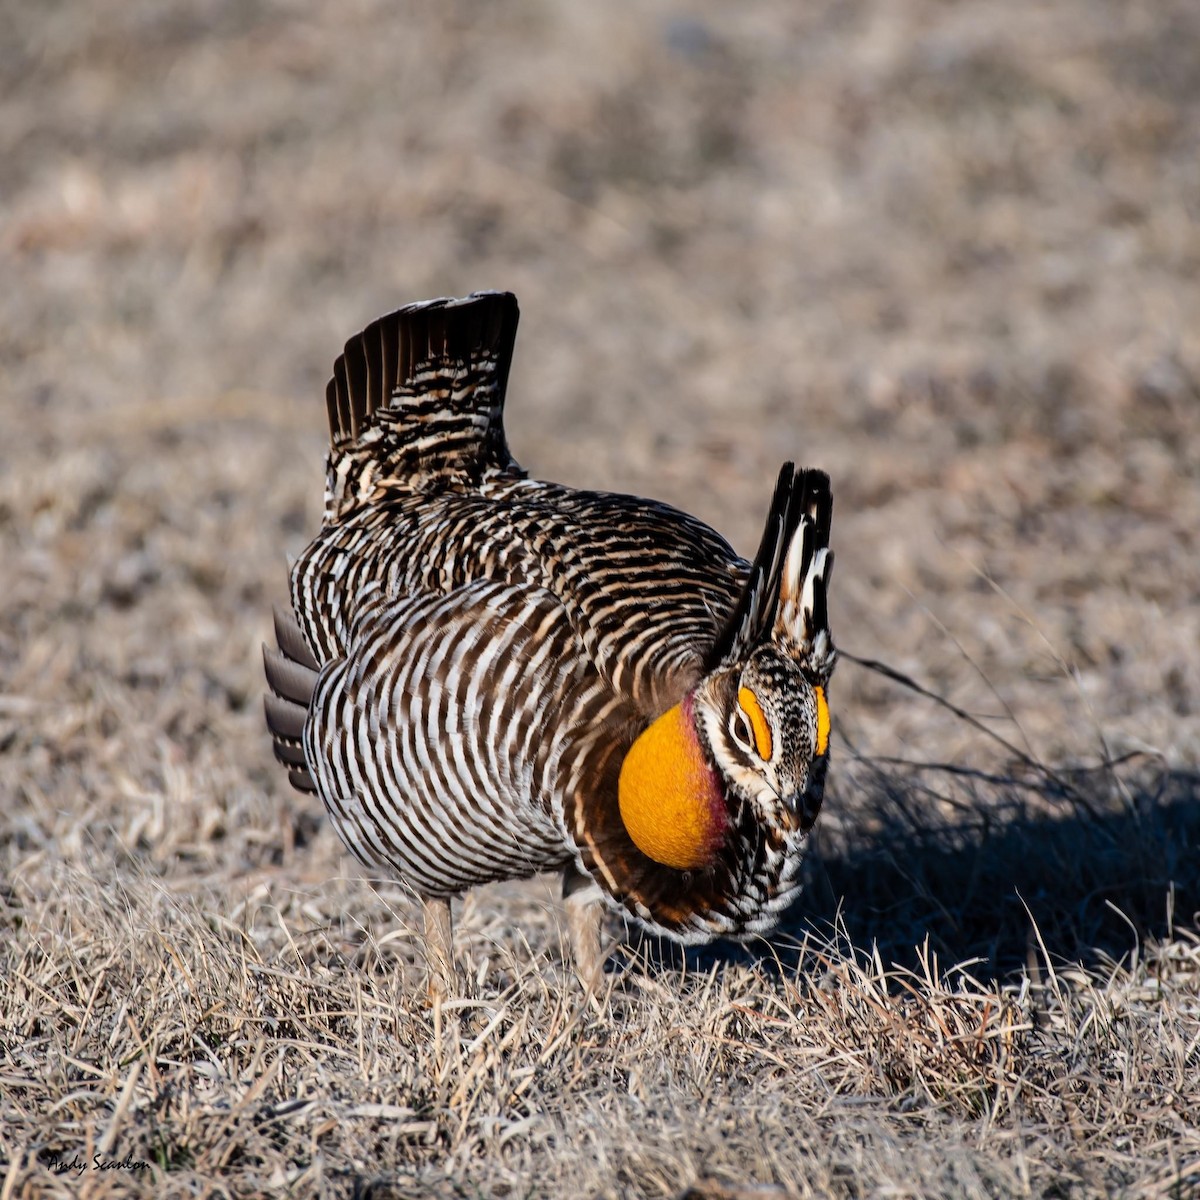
[2,0,1199,854]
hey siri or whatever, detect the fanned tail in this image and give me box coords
[324,291,524,521]
[706,464,834,673]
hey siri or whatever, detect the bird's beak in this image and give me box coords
[785,757,827,831]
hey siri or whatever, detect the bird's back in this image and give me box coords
[291,291,746,716]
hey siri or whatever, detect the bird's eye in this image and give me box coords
[729,706,756,755]
[732,686,774,760]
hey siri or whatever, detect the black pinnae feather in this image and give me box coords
[706,462,816,667]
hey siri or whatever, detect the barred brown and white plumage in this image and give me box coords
[264,291,836,992]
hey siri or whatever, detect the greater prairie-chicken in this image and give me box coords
[264,292,836,993]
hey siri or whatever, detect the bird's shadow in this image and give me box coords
[626,761,1200,985]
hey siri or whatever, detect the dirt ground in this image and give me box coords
[2,1,1199,1197]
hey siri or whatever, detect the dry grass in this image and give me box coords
[2,0,1199,1195]
[3,771,1199,1198]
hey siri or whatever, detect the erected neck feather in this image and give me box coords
[617,696,728,870]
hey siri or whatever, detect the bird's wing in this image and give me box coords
[517,486,748,717]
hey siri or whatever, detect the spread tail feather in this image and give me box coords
[263,606,319,794]
[324,291,524,519]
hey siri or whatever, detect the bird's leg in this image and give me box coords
[421,895,456,1003]
[562,865,607,993]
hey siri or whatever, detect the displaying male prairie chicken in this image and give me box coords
[264,291,836,995]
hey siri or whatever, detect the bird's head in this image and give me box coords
[617,466,836,871]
